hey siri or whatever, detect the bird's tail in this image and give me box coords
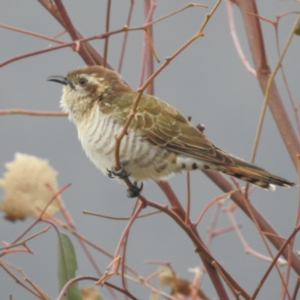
[217,160,295,190]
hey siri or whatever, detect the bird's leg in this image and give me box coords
[107,162,142,197]
[127,182,143,198]
[107,161,130,179]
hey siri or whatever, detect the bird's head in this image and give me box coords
[48,66,131,121]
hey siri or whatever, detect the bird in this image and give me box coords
[48,65,295,197]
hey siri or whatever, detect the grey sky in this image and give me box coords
[1,1,300,299]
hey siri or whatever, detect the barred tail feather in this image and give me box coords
[219,164,295,190]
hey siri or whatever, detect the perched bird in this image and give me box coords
[48,66,295,196]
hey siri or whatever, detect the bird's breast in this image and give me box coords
[75,109,183,181]
[77,110,120,174]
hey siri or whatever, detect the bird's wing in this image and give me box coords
[107,93,236,166]
[101,93,295,187]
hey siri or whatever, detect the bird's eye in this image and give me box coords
[78,78,87,86]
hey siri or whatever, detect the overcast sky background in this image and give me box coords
[1,1,300,299]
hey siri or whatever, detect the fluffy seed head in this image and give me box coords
[0,153,62,221]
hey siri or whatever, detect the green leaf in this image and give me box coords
[57,232,82,300]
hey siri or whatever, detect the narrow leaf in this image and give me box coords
[57,232,82,300]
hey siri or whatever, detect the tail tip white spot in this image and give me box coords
[269,184,276,191]
[282,183,291,188]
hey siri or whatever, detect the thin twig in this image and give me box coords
[103,0,111,67]
[53,0,95,65]
[225,0,256,76]
[1,9,208,68]
[249,13,300,164]
[225,210,286,264]
[0,23,66,45]
[185,171,191,225]
[118,0,135,72]
[0,261,50,300]
[229,189,291,299]
[144,195,250,300]
[194,190,236,226]
[83,209,161,220]
[292,277,300,300]
[0,226,50,251]
[251,225,300,299]
[113,200,146,261]
[5,184,71,246]
[0,109,67,116]
[203,170,300,276]
[56,275,138,300]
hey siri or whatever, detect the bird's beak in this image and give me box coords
[47,75,70,85]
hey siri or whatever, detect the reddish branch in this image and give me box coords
[153,184,250,299]
[1,184,71,250]
[233,0,300,167]
[213,0,300,277]
[118,0,135,72]
[38,0,112,68]
[204,170,300,276]
[52,0,95,65]
[2,1,299,298]
[56,275,138,300]
[103,0,111,68]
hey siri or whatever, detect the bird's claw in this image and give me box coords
[107,164,142,198]
[107,165,130,179]
[107,169,115,178]
[127,182,143,198]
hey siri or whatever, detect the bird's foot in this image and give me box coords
[107,165,130,179]
[127,182,143,198]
